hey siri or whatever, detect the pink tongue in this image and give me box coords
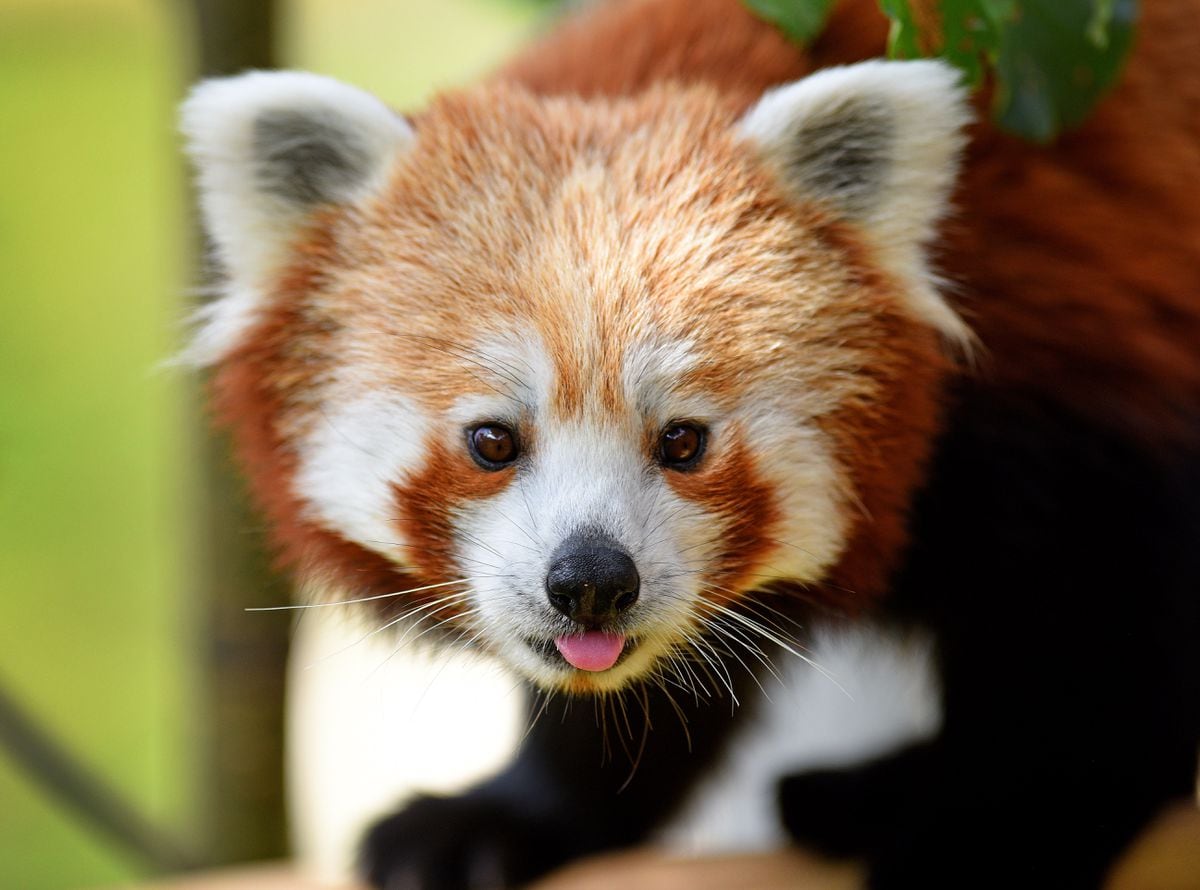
[554,632,626,672]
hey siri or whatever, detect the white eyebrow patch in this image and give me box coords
[295,390,427,556]
[437,325,558,432]
[622,337,710,420]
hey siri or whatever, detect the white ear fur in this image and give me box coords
[738,60,972,343]
[180,71,413,364]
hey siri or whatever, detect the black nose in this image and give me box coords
[546,534,640,625]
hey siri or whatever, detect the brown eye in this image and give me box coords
[658,422,707,470]
[467,423,519,469]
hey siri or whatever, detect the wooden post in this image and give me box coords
[184,0,291,866]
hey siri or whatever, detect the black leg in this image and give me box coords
[361,665,765,889]
[779,738,941,859]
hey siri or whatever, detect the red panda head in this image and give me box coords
[182,62,969,692]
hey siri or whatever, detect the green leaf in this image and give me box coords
[991,0,1137,142]
[978,0,1018,25]
[877,0,922,58]
[747,0,1138,143]
[939,0,1005,86]
[1087,0,1118,48]
[743,0,837,44]
[877,0,1136,143]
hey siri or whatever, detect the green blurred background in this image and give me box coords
[0,0,543,886]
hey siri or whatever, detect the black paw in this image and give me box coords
[779,767,882,858]
[360,793,584,890]
[779,740,941,860]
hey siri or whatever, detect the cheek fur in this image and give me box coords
[665,431,781,592]
[393,437,517,588]
[211,225,415,610]
[818,313,948,607]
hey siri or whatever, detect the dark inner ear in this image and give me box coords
[781,98,894,219]
[253,108,373,207]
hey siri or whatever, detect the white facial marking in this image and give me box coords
[439,331,720,689]
[296,390,426,557]
[460,418,713,691]
[621,337,710,422]
[435,324,863,690]
[741,407,848,583]
[446,325,556,428]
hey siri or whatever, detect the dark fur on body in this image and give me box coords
[364,376,1200,887]
[782,380,1200,886]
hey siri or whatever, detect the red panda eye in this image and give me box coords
[467,423,519,469]
[658,422,707,470]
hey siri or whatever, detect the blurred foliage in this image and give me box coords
[985,0,1136,142]
[744,0,836,42]
[285,0,541,107]
[0,2,191,887]
[748,0,1139,142]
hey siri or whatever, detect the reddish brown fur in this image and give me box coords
[497,0,1200,597]
[211,0,1200,622]
[812,243,947,605]
[393,439,515,590]
[506,0,1200,446]
[666,428,783,591]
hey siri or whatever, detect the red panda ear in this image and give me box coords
[180,71,412,362]
[738,60,972,342]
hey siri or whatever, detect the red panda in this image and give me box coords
[181,0,1200,887]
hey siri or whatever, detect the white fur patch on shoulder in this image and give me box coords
[738,60,972,344]
[295,390,427,558]
[657,623,941,853]
[180,71,413,364]
[288,612,523,882]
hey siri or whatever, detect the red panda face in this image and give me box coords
[184,64,968,692]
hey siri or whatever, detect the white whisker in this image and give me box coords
[302,590,476,669]
[246,576,484,611]
[698,592,853,700]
